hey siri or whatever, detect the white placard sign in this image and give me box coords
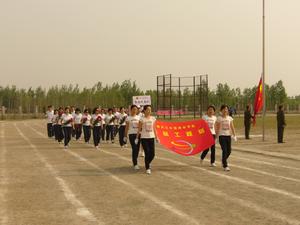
[132,95,151,106]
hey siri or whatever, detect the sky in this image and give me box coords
[0,0,299,96]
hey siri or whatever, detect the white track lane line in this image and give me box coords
[157,146,300,184]
[186,149,300,183]
[24,123,202,225]
[33,122,300,200]
[231,155,300,171]
[0,123,8,225]
[28,123,300,225]
[14,124,103,225]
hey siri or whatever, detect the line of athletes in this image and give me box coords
[45,104,236,174]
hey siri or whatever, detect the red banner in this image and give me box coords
[156,119,215,156]
[253,77,263,125]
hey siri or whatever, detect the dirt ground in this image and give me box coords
[0,119,300,225]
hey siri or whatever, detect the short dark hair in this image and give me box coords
[278,105,283,110]
[75,108,81,113]
[92,107,99,114]
[143,105,151,111]
[207,105,216,112]
[48,105,52,108]
[131,105,138,110]
[220,104,229,111]
[84,109,89,113]
[65,106,70,111]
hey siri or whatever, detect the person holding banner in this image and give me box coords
[136,105,158,175]
[200,105,217,167]
[125,105,141,170]
[216,104,237,171]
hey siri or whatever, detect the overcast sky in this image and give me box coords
[0,0,299,96]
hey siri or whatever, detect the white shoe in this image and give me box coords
[95,146,99,150]
[210,163,217,167]
[140,152,145,157]
[124,144,128,148]
[224,167,230,171]
[134,165,140,170]
[146,169,151,175]
[64,146,68,150]
[200,159,204,165]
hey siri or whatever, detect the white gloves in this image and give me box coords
[134,138,139,145]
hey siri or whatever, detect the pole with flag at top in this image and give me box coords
[262,0,266,141]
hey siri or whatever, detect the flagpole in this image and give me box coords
[262,0,266,141]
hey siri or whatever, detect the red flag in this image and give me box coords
[253,77,263,125]
[156,119,215,156]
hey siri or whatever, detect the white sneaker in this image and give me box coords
[140,152,145,157]
[210,163,217,167]
[95,146,99,150]
[64,146,68,150]
[146,169,151,175]
[224,167,230,171]
[134,165,140,170]
[124,144,128,148]
[200,159,204,165]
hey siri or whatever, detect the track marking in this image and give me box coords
[28,123,300,225]
[25,123,202,225]
[14,124,103,225]
[0,123,8,225]
[231,155,300,171]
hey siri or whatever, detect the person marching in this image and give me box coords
[277,105,286,143]
[45,105,54,138]
[56,107,64,144]
[70,106,76,139]
[124,105,141,170]
[100,109,106,142]
[82,109,92,144]
[244,105,253,139]
[200,105,217,167]
[113,107,120,137]
[91,107,103,149]
[74,108,83,141]
[137,106,145,157]
[52,109,59,141]
[61,106,74,150]
[216,104,237,171]
[105,108,115,144]
[118,107,128,148]
[136,105,158,175]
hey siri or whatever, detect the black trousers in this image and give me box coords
[83,125,91,143]
[277,126,284,143]
[201,135,216,163]
[55,125,64,142]
[47,123,53,138]
[63,127,72,147]
[114,125,119,137]
[106,125,114,142]
[219,136,231,168]
[74,124,82,140]
[118,125,126,146]
[129,134,141,166]
[245,123,251,139]
[101,124,106,141]
[93,126,101,147]
[141,138,155,170]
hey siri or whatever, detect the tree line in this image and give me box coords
[0,79,299,114]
